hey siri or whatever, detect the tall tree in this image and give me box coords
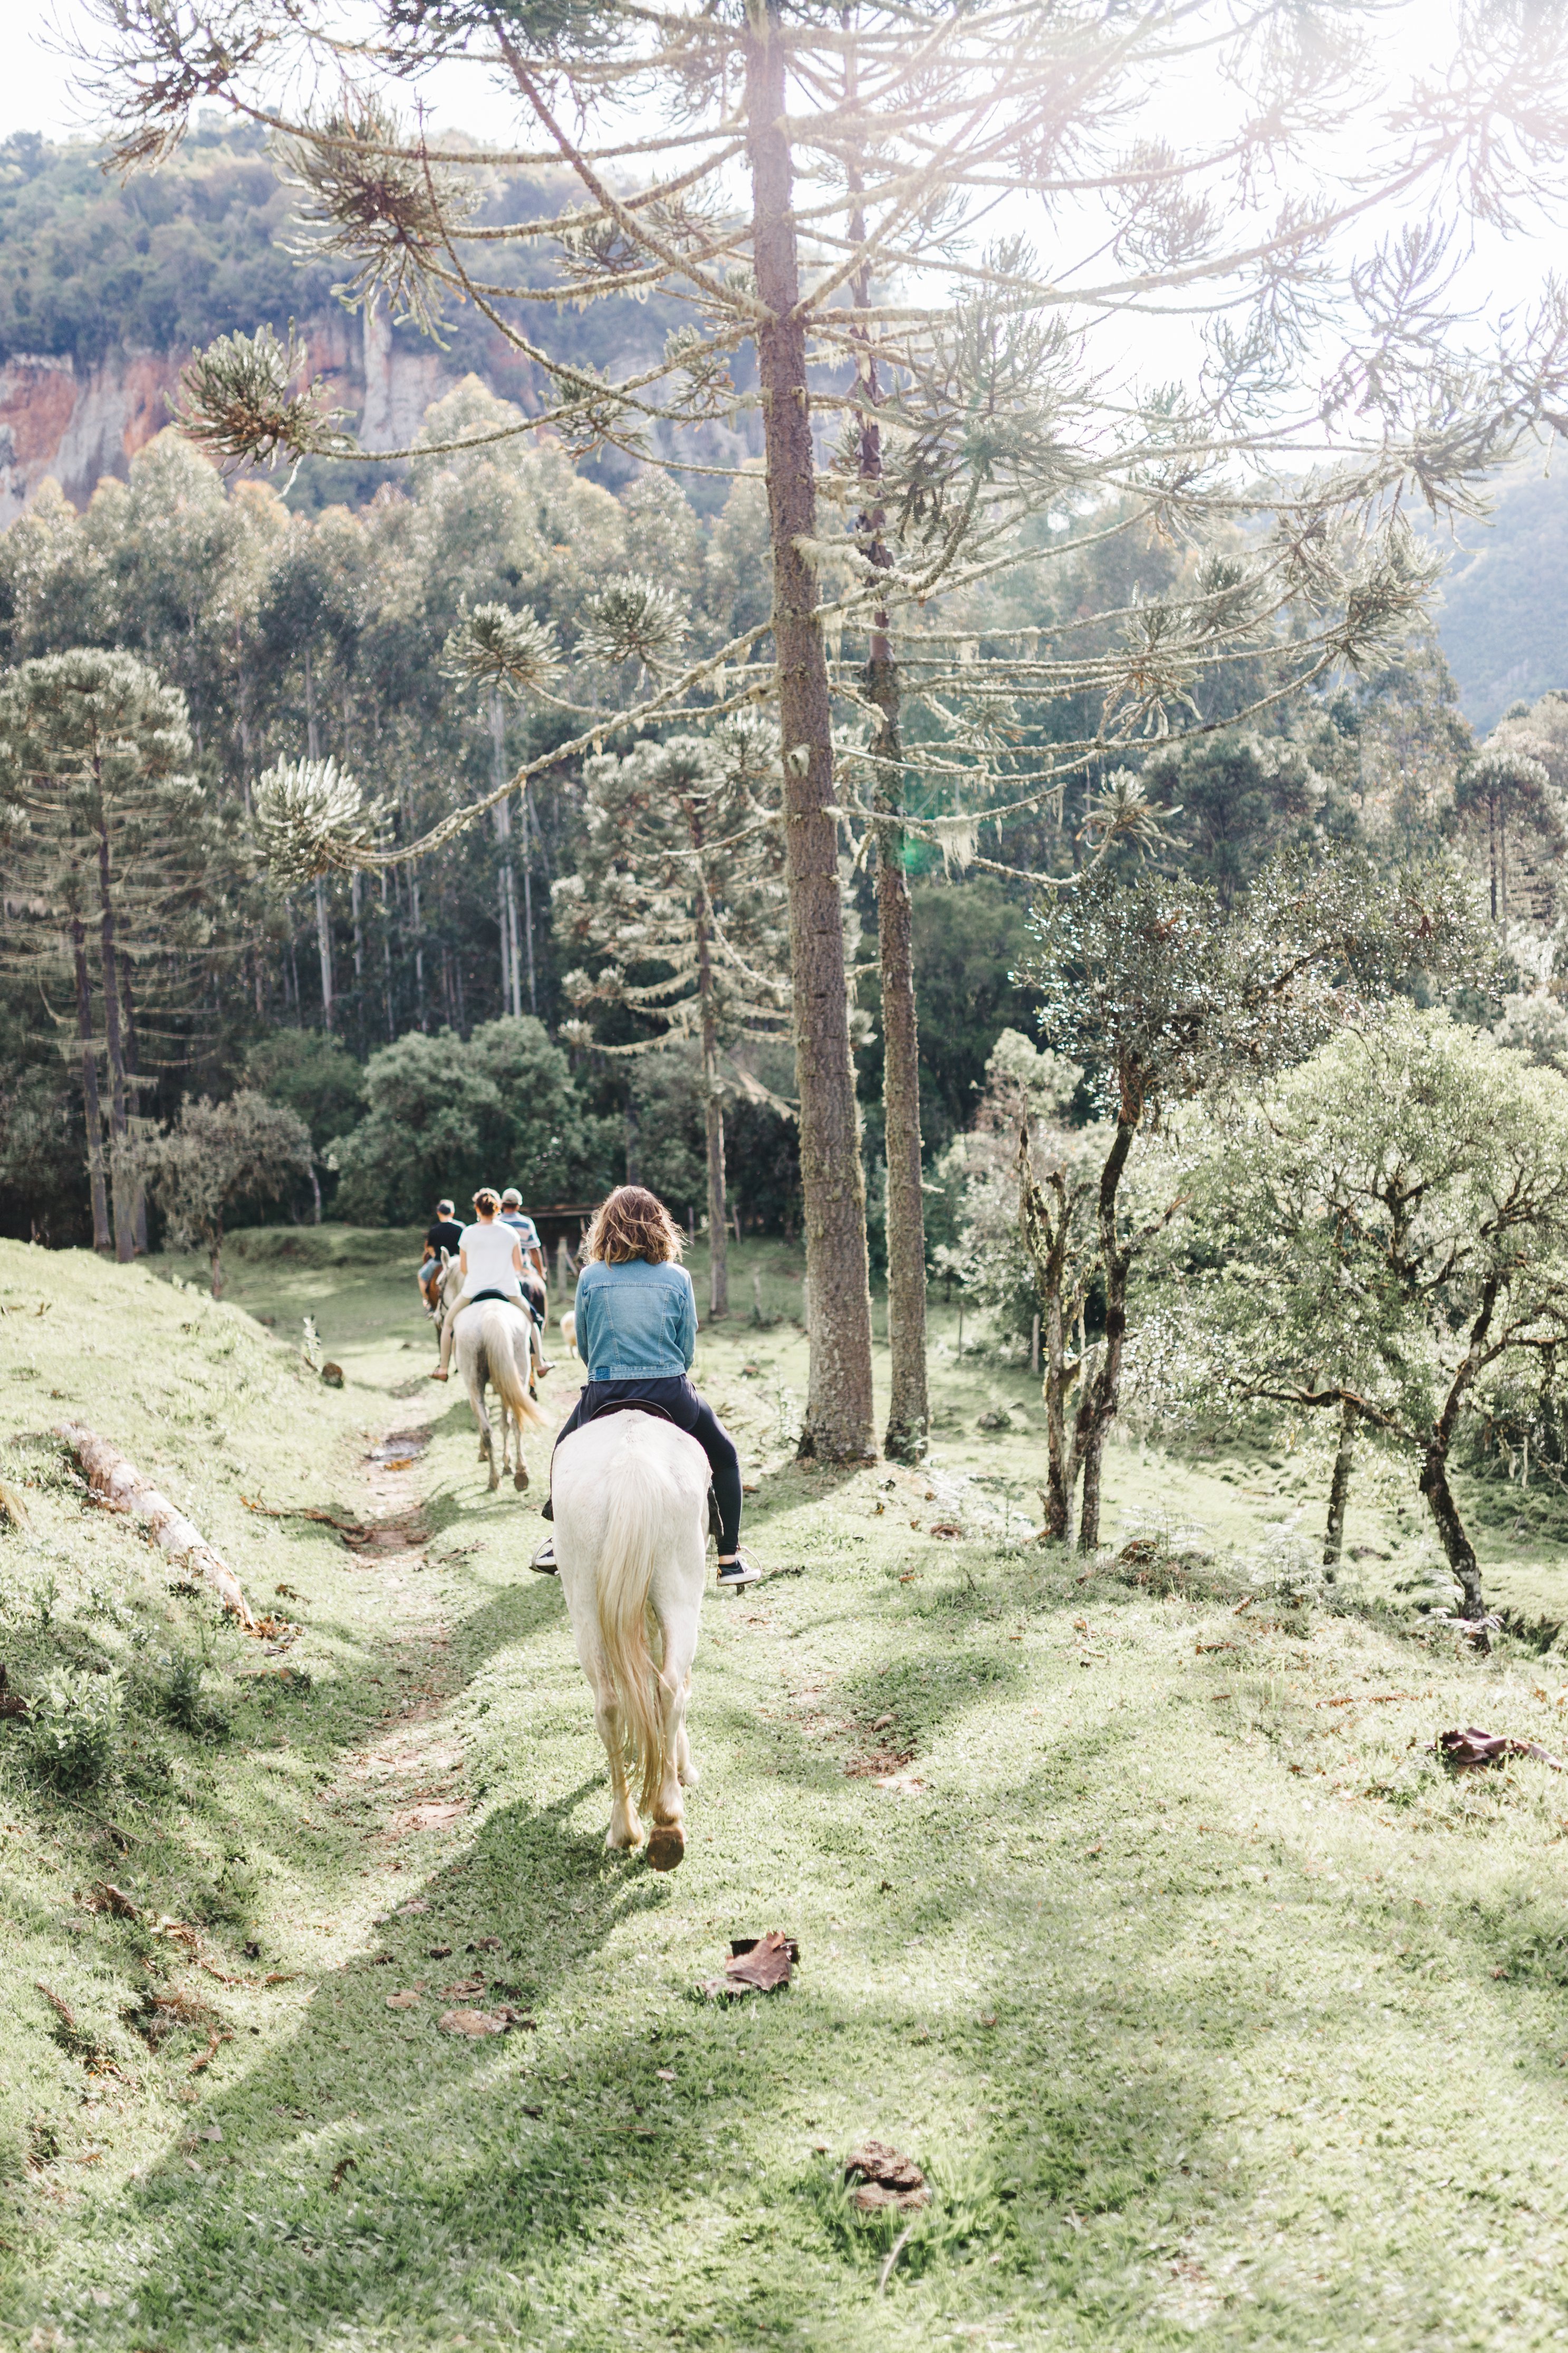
[0,651,207,1260]
[117,0,1568,1458]
[551,723,791,1315]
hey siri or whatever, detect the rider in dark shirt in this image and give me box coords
[419,1199,465,1311]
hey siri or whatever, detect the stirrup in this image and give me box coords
[531,1537,558,1575]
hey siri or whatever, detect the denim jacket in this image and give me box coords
[574,1258,697,1381]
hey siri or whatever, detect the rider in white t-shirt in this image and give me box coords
[431,1187,528,1381]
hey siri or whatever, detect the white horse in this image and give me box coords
[435,1254,549,1491]
[553,1410,708,1870]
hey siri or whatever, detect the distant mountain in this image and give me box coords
[1426,461,1568,734]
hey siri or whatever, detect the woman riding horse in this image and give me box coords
[430,1187,531,1381]
[533,1184,761,1586]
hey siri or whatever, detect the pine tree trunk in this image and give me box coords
[875,771,928,1459]
[315,875,334,1029]
[746,0,874,1460]
[1323,1397,1357,1572]
[72,914,111,1253]
[520,853,536,1016]
[849,135,928,1461]
[705,1034,729,1318]
[351,867,365,998]
[93,791,134,1264]
[118,948,149,1255]
[380,869,395,1039]
[1419,1440,1485,1623]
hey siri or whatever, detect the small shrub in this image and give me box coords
[160,1647,215,1741]
[27,1667,123,1791]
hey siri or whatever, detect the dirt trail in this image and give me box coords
[326,1421,467,1849]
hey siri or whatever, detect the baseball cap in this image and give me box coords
[501,1188,523,1207]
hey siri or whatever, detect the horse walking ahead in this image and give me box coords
[553,1409,708,1869]
[435,1252,548,1491]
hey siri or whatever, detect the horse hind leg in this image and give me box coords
[642,1676,692,1874]
[594,1687,641,1851]
[677,1675,699,1789]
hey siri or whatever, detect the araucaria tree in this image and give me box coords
[97,0,1568,1454]
[0,652,208,1262]
[551,725,790,1318]
[1182,1009,1568,1623]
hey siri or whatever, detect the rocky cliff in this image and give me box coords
[0,306,460,524]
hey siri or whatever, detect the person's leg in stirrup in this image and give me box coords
[431,1299,467,1381]
[686,1400,758,1586]
[532,1394,588,1573]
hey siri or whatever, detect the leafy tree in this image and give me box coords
[552,725,790,1315]
[242,1029,365,1220]
[138,1089,312,1294]
[1022,853,1485,1550]
[329,1017,613,1225]
[0,649,209,1259]
[1179,1010,1568,1623]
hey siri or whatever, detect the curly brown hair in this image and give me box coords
[472,1187,501,1216]
[582,1185,685,1266]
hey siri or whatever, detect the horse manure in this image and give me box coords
[844,2139,930,2213]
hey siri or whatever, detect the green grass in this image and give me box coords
[4,1230,1568,2350]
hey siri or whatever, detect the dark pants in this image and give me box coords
[553,1376,742,1553]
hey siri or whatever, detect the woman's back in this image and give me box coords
[462,1220,522,1297]
[575,1257,695,1380]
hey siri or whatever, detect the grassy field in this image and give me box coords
[4,1227,1568,2351]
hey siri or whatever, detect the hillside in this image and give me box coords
[6,1235,1568,2347]
[1426,461,1568,732]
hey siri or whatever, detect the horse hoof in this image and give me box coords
[514,1466,528,1491]
[646,1822,685,1872]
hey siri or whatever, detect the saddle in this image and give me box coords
[582,1396,679,1429]
[467,1288,528,1312]
[576,1398,722,1542]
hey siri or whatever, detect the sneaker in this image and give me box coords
[530,1538,558,1575]
[716,1550,763,1589]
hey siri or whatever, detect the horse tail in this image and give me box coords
[595,1429,681,1818]
[485,1306,549,1430]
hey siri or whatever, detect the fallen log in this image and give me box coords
[53,1423,258,1632]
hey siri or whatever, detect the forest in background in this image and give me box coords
[0,389,1523,1259]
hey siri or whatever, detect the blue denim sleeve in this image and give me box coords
[573,1268,597,1371]
[677,1268,697,1368]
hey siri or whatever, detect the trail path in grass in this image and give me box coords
[5,1234,1568,2349]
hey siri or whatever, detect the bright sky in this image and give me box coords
[8,0,1566,390]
